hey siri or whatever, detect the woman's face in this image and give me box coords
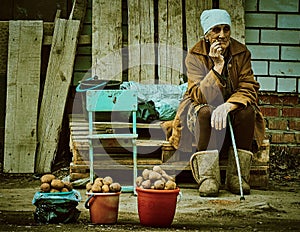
[205,24,231,53]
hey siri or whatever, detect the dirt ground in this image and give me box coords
[0,169,299,232]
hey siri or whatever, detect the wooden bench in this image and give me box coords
[69,113,270,189]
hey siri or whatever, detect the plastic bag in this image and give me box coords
[32,190,81,224]
[120,81,187,121]
[136,100,160,123]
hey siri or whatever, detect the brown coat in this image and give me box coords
[162,38,265,152]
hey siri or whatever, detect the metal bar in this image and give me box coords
[228,115,245,201]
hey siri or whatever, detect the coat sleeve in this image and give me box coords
[185,52,226,105]
[226,49,260,107]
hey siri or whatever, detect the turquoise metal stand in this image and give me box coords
[86,90,138,194]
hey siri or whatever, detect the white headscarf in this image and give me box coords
[200,9,231,34]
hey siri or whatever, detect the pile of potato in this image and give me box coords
[136,166,177,190]
[40,174,73,193]
[86,176,121,193]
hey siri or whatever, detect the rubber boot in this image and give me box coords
[190,150,220,197]
[226,147,253,195]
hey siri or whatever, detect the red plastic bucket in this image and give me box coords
[85,192,120,224]
[136,187,180,227]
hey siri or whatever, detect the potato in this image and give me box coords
[63,181,73,191]
[153,165,163,174]
[94,177,103,186]
[40,183,51,192]
[162,173,175,182]
[40,174,56,184]
[86,182,93,192]
[154,180,165,190]
[149,171,162,181]
[91,184,102,193]
[110,182,121,192]
[102,184,110,193]
[51,179,65,190]
[165,180,177,190]
[50,188,60,193]
[141,180,151,189]
[136,176,143,187]
[61,187,69,192]
[103,176,113,185]
[142,169,151,180]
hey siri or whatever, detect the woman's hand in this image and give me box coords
[209,40,225,74]
[211,102,238,130]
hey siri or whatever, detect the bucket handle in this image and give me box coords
[177,191,182,203]
[76,76,108,93]
[84,194,95,209]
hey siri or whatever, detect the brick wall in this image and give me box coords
[245,0,300,154]
[245,0,300,93]
[259,93,300,154]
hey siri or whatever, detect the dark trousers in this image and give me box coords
[194,105,255,158]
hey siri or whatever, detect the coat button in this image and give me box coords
[228,64,232,68]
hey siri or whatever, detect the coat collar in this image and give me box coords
[189,38,247,57]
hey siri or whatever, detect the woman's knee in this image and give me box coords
[197,105,212,120]
[234,105,255,121]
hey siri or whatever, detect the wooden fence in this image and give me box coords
[1,0,246,174]
[91,0,245,84]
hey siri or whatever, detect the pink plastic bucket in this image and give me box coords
[136,187,180,227]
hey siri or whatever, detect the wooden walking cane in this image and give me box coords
[227,115,245,201]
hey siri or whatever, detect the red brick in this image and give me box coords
[289,118,300,130]
[284,96,299,105]
[270,145,300,155]
[282,107,300,117]
[269,132,295,144]
[289,146,300,155]
[258,94,299,106]
[295,133,300,144]
[260,106,279,117]
[258,95,275,105]
[267,118,288,130]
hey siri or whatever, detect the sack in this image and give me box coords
[32,190,81,224]
[136,100,159,123]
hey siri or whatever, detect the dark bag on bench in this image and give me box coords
[136,100,159,123]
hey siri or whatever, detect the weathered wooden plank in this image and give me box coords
[0,22,9,77]
[185,0,212,50]
[158,0,183,85]
[92,0,122,81]
[127,0,155,83]
[219,0,245,44]
[0,22,9,158]
[69,0,88,22]
[36,19,80,173]
[71,158,163,169]
[4,21,43,173]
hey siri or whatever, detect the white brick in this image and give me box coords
[245,0,257,11]
[259,0,299,12]
[257,76,276,91]
[251,61,268,75]
[277,78,297,92]
[245,13,276,27]
[247,45,279,59]
[281,46,300,61]
[245,29,259,43]
[270,62,300,76]
[261,30,299,44]
[278,14,300,29]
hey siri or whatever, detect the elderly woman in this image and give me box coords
[163,9,265,197]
